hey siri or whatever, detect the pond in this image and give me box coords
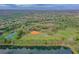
[0,45,73,54]
[5,32,17,40]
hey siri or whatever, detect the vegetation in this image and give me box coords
[0,10,79,53]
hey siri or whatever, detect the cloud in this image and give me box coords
[15,4,33,7]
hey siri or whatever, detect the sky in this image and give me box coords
[0,4,79,10]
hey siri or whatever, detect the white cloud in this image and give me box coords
[15,4,33,7]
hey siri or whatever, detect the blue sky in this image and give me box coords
[0,4,79,10]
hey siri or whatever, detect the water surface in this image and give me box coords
[0,45,73,54]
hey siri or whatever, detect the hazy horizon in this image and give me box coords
[0,4,79,10]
